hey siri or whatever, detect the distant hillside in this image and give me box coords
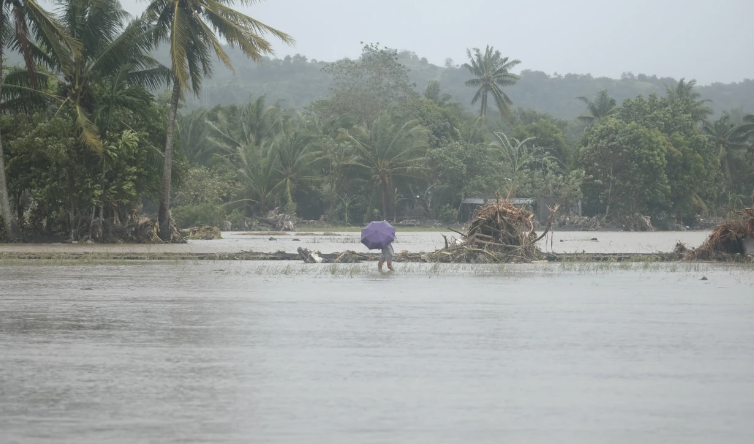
[8,47,754,119]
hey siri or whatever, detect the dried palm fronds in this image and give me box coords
[685,207,754,261]
[427,195,558,263]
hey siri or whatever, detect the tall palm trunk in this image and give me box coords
[0,40,21,241]
[158,78,181,241]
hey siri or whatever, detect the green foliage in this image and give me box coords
[172,166,234,207]
[580,118,671,218]
[3,13,753,243]
[339,113,429,220]
[576,90,618,124]
[171,203,225,229]
[437,204,458,223]
[315,43,419,125]
[512,119,570,165]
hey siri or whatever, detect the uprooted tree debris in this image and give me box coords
[426,197,559,263]
[680,207,754,261]
[106,217,185,243]
[182,226,223,240]
[297,247,375,263]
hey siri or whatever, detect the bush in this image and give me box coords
[171,203,225,228]
[437,204,458,223]
[226,208,246,231]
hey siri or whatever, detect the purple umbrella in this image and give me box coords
[361,221,396,250]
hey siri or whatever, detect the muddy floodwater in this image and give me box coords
[1,262,753,443]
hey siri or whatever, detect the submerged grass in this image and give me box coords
[3,259,752,283]
[189,260,753,279]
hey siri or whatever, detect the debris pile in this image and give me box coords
[297,247,372,264]
[426,197,558,263]
[683,207,754,261]
[107,217,185,243]
[255,208,297,231]
[184,226,222,240]
[620,213,655,232]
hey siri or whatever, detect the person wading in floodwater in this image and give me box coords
[379,241,395,272]
[361,220,396,273]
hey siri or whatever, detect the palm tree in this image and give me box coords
[576,90,618,124]
[423,80,452,107]
[0,0,78,240]
[26,1,170,151]
[665,78,712,122]
[339,115,428,220]
[738,114,754,141]
[269,121,319,214]
[177,109,213,165]
[235,143,279,216]
[490,132,556,175]
[24,0,169,240]
[462,46,520,120]
[145,0,293,241]
[703,114,753,182]
[207,95,285,155]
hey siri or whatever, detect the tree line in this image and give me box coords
[0,0,290,241]
[1,2,753,241]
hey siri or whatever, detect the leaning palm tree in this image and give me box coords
[576,90,618,124]
[145,0,293,241]
[339,115,429,221]
[462,46,520,120]
[0,0,79,240]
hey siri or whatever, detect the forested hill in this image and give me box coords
[8,45,750,118]
[153,47,754,119]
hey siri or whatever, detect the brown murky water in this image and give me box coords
[1,262,753,443]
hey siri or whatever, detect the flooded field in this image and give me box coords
[1,261,753,443]
[0,230,712,256]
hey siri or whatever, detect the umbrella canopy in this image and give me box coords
[361,221,396,250]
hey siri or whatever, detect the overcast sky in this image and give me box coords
[120,0,752,85]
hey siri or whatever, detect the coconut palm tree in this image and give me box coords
[177,108,213,165]
[703,114,750,181]
[6,0,169,241]
[339,115,428,220]
[424,80,452,107]
[235,143,279,216]
[145,0,293,241]
[738,114,754,141]
[576,90,618,124]
[51,2,169,151]
[665,78,713,122]
[0,0,78,240]
[207,95,286,155]
[462,46,520,121]
[269,121,319,214]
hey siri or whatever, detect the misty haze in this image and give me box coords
[1,0,753,443]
